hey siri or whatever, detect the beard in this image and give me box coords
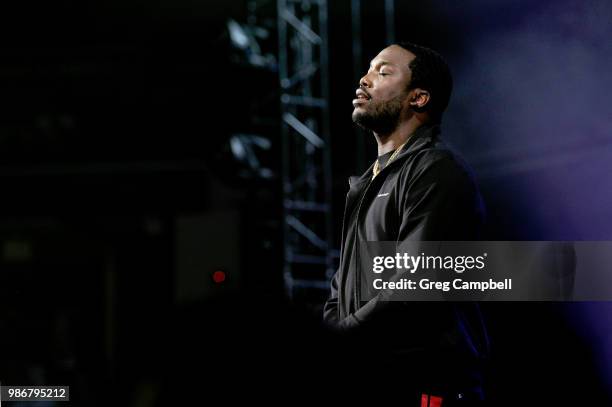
[352,92,407,134]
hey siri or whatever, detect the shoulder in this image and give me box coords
[401,141,476,186]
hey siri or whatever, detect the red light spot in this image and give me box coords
[212,270,226,284]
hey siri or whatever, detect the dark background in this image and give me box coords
[0,0,611,405]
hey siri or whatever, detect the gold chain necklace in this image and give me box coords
[372,140,409,179]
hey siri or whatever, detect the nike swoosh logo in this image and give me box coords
[377,192,390,197]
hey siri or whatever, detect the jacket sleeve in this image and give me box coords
[324,268,363,330]
[322,268,340,326]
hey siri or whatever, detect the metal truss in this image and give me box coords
[277,0,334,298]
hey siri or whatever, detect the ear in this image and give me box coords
[408,88,431,111]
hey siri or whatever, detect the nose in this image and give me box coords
[359,73,371,88]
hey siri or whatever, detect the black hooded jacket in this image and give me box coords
[323,123,489,393]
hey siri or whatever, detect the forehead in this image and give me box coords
[369,45,415,72]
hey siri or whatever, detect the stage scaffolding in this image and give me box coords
[277,0,396,301]
[277,0,334,299]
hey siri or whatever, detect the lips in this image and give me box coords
[353,88,371,107]
[355,88,370,100]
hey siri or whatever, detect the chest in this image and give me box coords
[354,175,401,241]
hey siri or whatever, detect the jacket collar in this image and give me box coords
[348,123,440,189]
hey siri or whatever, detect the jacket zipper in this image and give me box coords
[351,156,405,311]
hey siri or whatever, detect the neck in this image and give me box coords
[374,117,426,156]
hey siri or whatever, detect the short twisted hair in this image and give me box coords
[394,42,453,123]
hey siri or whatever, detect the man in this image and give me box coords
[324,42,488,404]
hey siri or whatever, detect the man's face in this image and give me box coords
[352,45,415,134]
